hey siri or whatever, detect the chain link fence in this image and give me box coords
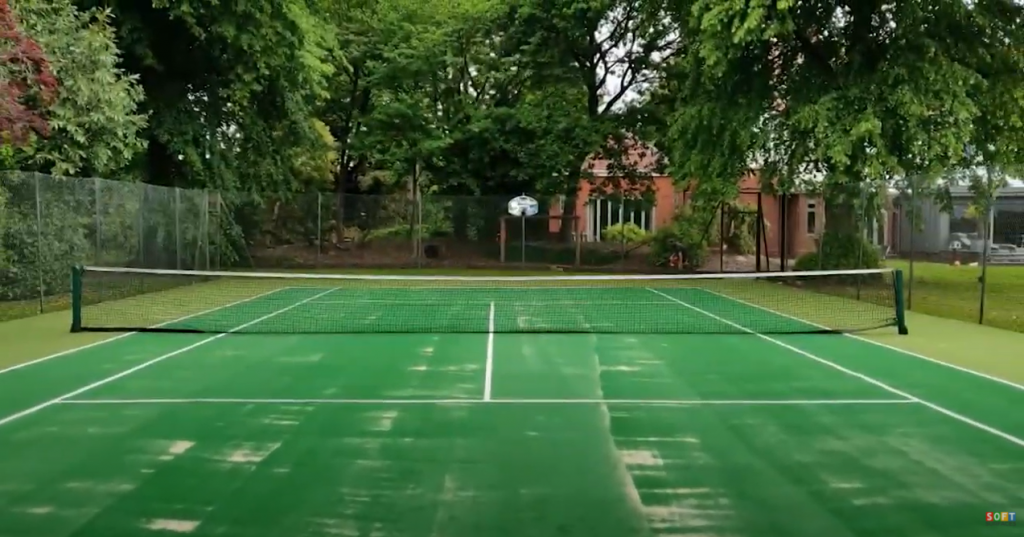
[3,171,1022,332]
[890,177,1024,333]
[1,172,216,321]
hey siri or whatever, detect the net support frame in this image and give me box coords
[71,265,83,332]
[893,268,909,335]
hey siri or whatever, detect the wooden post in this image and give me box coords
[499,217,506,263]
[574,216,581,267]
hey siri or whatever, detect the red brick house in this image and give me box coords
[549,144,825,260]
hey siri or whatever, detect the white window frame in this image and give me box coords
[806,200,818,235]
[587,198,656,241]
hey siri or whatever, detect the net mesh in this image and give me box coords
[72,267,905,335]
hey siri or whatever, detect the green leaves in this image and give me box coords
[11,0,146,177]
[658,0,1024,233]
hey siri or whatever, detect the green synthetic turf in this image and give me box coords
[0,288,1022,537]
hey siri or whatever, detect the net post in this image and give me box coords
[70,265,83,332]
[893,268,909,335]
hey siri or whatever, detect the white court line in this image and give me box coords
[483,302,495,401]
[647,288,1024,448]
[57,397,916,406]
[0,287,292,377]
[312,300,671,305]
[698,288,1024,392]
[0,288,339,428]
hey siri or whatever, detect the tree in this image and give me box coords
[11,0,146,177]
[508,0,679,237]
[75,0,339,190]
[656,0,1024,261]
[0,0,56,149]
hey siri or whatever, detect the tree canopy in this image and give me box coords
[0,0,1022,252]
[651,0,1024,231]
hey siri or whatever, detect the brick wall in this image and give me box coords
[554,173,824,261]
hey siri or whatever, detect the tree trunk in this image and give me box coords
[333,166,360,244]
[823,182,864,237]
[559,156,588,242]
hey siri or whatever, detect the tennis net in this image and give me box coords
[70,266,907,335]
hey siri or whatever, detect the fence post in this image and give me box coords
[778,194,788,271]
[979,166,995,324]
[138,185,145,268]
[907,182,916,309]
[203,191,211,270]
[414,164,423,268]
[619,200,626,261]
[719,204,725,272]
[34,173,44,314]
[175,187,182,270]
[316,192,322,268]
[94,177,101,265]
[414,179,421,268]
[500,217,506,263]
[855,181,870,300]
[755,192,764,271]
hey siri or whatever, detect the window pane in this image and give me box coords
[993,207,1024,246]
[607,200,623,228]
[591,197,655,239]
[949,202,978,235]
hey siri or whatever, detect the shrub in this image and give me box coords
[649,206,715,268]
[602,222,649,244]
[364,225,409,242]
[794,231,881,270]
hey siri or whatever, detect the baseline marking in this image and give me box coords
[483,301,495,401]
[647,288,1024,448]
[700,288,1024,392]
[57,398,916,406]
[0,288,339,428]
[0,287,291,377]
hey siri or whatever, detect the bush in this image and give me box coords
[364,225,409,242]
[649,206,715,268]
[0,175,92,302]
[602,222,649,244]
[794,231,881,271]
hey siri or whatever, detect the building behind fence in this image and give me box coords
[1,171,1022,333]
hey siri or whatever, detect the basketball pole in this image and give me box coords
[521,214,526,265]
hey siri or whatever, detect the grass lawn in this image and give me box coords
[885,259,1024,333]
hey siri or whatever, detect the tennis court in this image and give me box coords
[0,267,1021,537]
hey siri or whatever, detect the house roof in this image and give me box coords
[948,185,1024,197]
